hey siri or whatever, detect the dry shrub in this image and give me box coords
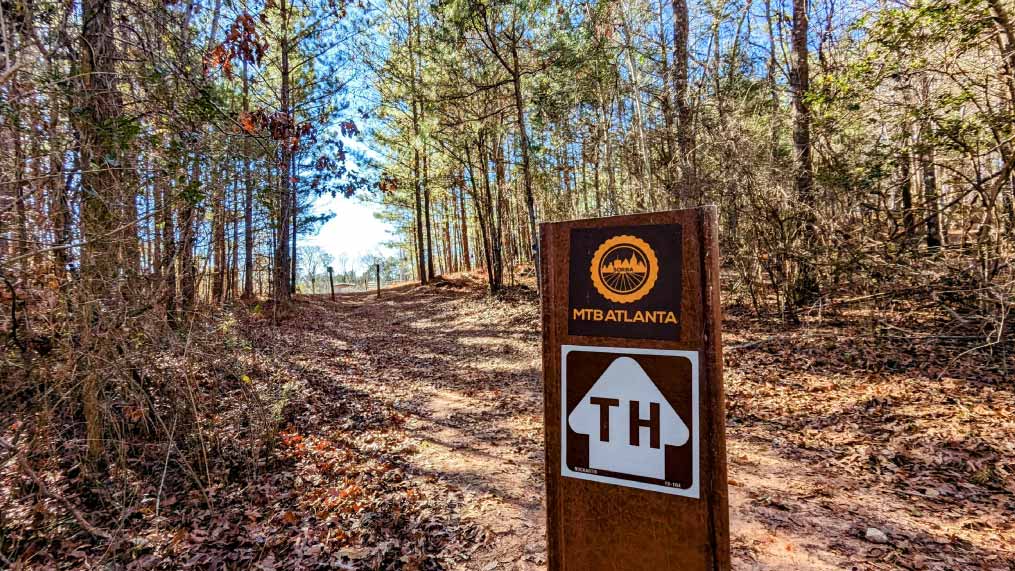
[0,288,284,561]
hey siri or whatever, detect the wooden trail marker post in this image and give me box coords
[540,206,730,570]
[375,263,381,298]
[327,266,336,301]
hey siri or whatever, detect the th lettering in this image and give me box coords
[589,398,661,449]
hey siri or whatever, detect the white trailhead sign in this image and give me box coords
[561,345,700,497]
[568,357,688,479]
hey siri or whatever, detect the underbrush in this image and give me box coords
[724,246,1014,380]
[0,300,285,567]
[1,295,472,569]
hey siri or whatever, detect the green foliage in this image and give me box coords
[183,83,228,125]
[100,116,142,153]
[180,180,205,206]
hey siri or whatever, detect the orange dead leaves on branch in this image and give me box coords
[239,112,259,135]
[204,12,268,79]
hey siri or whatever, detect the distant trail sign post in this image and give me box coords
[540,206,730,570]
[327,266,335,301]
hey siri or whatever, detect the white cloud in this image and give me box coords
[305,193,396,272]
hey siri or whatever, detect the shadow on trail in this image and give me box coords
[266,286,548,569]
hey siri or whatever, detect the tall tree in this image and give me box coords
[672,0,693,205]
[275,0,294,302]
[790,0,818,306]
[76,0,123,463]
[242,59,255,300]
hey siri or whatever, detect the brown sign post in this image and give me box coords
[540,206,730,570]
[327,266,336,301]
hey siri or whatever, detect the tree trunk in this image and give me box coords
[212,173,226,303]
[619,10,652,207]
[790,0,819,307]
[465,141,496,293]
[596,87,617,214]
[160,180,177,322]
[242,61,255,300]
[121,159,142,277]
[764,0,780,158]
[179,158,199,313]
[490,132,505,290]
[672,0,693,205]
[443,197,454,274]
[407,0,427,284]
[921,149,943,249]
[50,90,74,276]
[459,177,471,271]
[413,147,427,284]
[657,0,675,199]
[274,0,293,302]
[76,0,123,464]
[424,153,435,279]
[900,149,916,240]
[12,75,29,274]
[291,153,298,294]
[229,177,239,299]
[509,42,539,284]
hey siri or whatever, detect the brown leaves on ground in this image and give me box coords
[2,277,1013,570]
[723,309,1015,570]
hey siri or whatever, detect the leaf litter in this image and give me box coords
[3,276,1012,570]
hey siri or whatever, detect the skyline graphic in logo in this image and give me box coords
[590,235,658,303]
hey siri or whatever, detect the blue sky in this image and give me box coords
[302,2,396,274]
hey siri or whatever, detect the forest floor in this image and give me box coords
[238,276,1014,571]
[4,276,1014,570]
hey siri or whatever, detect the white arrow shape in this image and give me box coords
[568,357,688,479]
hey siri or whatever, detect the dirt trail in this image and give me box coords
[284,281,1014,571]
[306,282,546,570]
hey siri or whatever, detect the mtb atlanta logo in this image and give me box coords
[568,224,683,340]
[590,235,659,303]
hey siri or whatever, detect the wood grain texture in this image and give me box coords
[541,207,730,571]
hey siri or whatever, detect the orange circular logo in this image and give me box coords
[590,235,659,303]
